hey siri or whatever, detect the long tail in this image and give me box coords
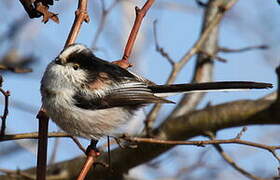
[149,81,273,97]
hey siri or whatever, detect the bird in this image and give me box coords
[40,43,272,148]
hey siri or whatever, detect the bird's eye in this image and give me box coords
[73,64,79,70]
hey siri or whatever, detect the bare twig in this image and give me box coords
[92,0,120,49]
[0,64,32,73]
[70,136,87,154]
[6,131,280,158]
[65,0,90,47]
[122,136,280,155]
[36,109,49,180]
[113,137,127,149]
[199,49,227,63]
[219,45,268,53]
[206,131,265,180]
[153,20,175,65]
[0,132,70,141]
[235,127,248,139]
[48,138,60,165]
[112,0,155,69]
[0,87,10,137]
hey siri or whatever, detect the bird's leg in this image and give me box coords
[86,139,100,155]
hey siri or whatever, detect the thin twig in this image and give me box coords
[0,64,32,73]
[92,0,120,49]
[207,131,265,180]
[199,49,227,63]
[0,88,10,137]
[112,0,155,69]
[219,45,268,53]
[235,127,248,139]
[153,20,175,65]
[0,132,70,141]
[122,136,280,155]
[48,138,60,165]
[65,0,90,47]
[70,136,87,154]
[6,131,280,155]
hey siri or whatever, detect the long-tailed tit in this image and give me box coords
[40,44,272,141]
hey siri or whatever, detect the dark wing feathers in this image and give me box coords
[73,82,172,110]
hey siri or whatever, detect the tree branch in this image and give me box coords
[0,83,10,137]
[65,0,90,47]
[112,0,155,69]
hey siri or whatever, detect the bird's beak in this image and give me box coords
[54,58,63,65]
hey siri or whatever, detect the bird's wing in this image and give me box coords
[73,81,172,110]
